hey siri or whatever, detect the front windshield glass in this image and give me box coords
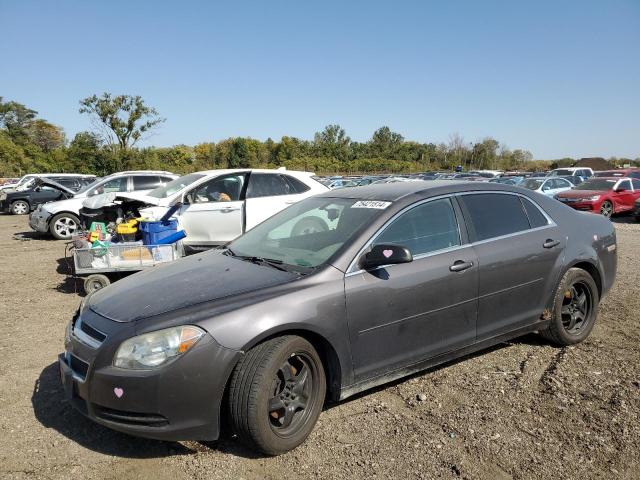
[76,177,103,194]
[522,179,543,190]
[228,197,386,269]
[147,173,205,198]
[574,179,616,191]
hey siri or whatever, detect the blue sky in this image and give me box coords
[1,0,638,159]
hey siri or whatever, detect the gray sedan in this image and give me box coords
[59,181,617,455]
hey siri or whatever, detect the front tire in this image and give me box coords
[540,268,599,346]
[228,336,326,455]
[10,200,30,215]
[50,213,80,240]
[600,200,613,218]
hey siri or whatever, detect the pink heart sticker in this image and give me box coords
[114,387,124,398]
[382,249,393,258]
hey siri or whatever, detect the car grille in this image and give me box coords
[72,315,107,348]
[67,353,89,381]
[93,405,169,427]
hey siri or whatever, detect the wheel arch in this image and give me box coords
[47,210,80,226]
[564,260,603,298]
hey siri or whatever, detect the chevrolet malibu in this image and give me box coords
[60,181,617,455]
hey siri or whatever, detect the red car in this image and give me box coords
[555,177,640,217]
[594,168,640,179]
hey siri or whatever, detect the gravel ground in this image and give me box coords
[0,214,639,480]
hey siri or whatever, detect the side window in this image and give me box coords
[459,193,530,242]
[91,177,127,195]
[158,176,174,185]
[521,197,549,228]
[631,179,640,190]
[247,173,291,198]
[558,179,571,188]
[541,180,552,191]
[619,179,632,191]
[283,175,311,194]
[374,198,460,256]
[190,174,245,203]
[132,176,161,190]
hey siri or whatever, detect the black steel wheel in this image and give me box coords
[228,335,326,455]
[541,268,599,345]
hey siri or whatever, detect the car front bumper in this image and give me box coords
[29,209,51,232]
[59,309,242,441]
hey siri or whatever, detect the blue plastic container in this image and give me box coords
[139,219,178,245]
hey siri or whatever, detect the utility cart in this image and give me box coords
[70,241,184,294]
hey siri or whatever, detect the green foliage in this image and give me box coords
[3,97,635,178]
[79,93,165,150]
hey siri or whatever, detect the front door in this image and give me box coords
[345,197,478,381]
[179,173,246,245]
[458,192,566,340]
[244,173,305,230]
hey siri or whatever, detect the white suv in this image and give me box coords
[29,171,177,239]
[117,168,328,247]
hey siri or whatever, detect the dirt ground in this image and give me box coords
[1,214,639,480]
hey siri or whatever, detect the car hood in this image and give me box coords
[34,177,77,195]
[115,192,168,206]
[557,189,606,198]
[87,251,298,322]
[42,196,83,214]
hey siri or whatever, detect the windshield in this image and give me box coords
[574,179,616,191]
[228,197,385,269]
[76,177,104,194]
[147,173,205,198]
[549,169,572,176]
[522,179,543,190]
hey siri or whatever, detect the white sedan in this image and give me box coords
[520,177,573,197]
[118,168,328,248]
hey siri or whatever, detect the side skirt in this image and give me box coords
[338,321,550,401]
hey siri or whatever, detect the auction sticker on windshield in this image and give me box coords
[351,200,392,209]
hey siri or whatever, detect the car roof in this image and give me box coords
[315,179,527,202]
[195,168,315,177]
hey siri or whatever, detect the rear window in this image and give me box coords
[521,198,549,228]
[574,179,616,191]
[459,193,531,242]
[283,175,311,194]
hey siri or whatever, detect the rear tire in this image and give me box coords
[540,268,599,346]
[83,274,110,295]
[50,213,80,240]
[228,335,326,455]
[10,200,30,215]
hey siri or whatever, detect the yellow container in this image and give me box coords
[116,220,138,235]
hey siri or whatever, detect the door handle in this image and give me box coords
[450,260,473,272]
[543,239,560,249]
[220,207,240,213]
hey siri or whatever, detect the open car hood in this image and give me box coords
[34,177,76,195]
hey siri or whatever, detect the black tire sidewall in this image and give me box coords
[550,268,599,345]
[248,337,326,455]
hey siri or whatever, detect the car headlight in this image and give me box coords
[588,195,600,201]
[113,326,205,369]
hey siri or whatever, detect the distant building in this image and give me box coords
[574,157,612,170]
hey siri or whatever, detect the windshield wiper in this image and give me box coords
[225,249,289,272]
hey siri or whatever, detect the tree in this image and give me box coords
[0,97,38,143]
[313,124,351,161]
[79,93,165,150]
[369,126,404,159]
[27,119,65,152]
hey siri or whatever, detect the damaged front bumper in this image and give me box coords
[29,208,51,232]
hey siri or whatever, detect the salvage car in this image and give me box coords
[0,173,95,194]
[29,171,177,239]
[520,177,573,197]
[0,176,93,215]
[59,181,616,455]
[556,177,640,217]
[114,168,328,248]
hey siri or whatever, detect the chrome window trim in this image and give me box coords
[346,190,556,276]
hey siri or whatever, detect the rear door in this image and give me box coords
[178,173,247,245]
[345,197,478,380]
[458,192,565,339]
[244,173,307,229]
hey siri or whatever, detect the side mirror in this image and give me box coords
[615,187,626,193]
[361,244,413,270]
